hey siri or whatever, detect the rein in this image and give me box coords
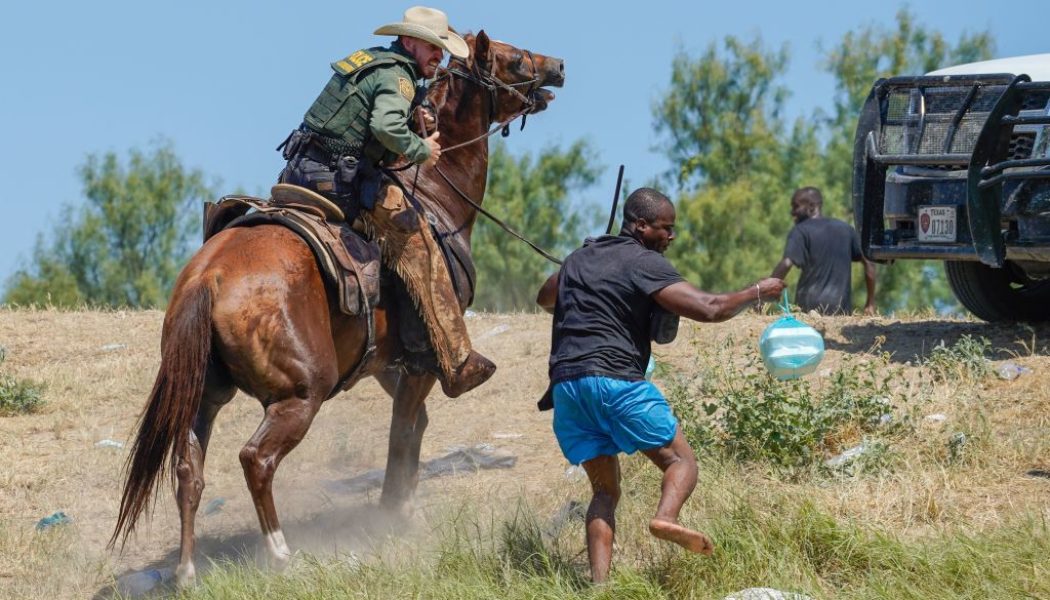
[438,107,531,153]
[433,165,563,265]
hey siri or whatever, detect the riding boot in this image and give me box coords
[366,181,421,233]
[364,185,496,398]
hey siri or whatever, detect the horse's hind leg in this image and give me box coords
[378,371,437,510]
[239,395,324,569]
[175,369,235,587]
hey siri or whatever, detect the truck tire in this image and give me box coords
[944,260,1050,322]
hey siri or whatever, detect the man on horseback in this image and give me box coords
[277,6,495,398]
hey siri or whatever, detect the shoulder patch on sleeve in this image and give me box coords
[332,49,375,75]
[398,77,414,101]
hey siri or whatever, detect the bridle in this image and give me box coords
[446,49,541,116]
[392,46,564,265]
[431,49,545,152]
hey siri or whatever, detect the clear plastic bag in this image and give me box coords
[759,292,825,380]
[116,568,172,596]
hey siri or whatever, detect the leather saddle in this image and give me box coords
[202,184,380,317]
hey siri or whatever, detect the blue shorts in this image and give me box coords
[552,376,678,465]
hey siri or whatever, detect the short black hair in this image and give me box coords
[622,187,672,227]
[792,186,823,209]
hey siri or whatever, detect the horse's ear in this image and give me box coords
[474,30,490,70]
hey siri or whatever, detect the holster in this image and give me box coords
[278,129,301,160]
[277,127,367,209]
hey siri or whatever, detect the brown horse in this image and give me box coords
[110,31,564,587]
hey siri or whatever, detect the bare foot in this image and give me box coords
[649,518,714,555]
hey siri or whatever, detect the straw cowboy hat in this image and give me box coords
[375,6,469,59]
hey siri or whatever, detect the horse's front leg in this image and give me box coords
[379,371,436,510]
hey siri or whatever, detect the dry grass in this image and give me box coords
[1,308,1049,598]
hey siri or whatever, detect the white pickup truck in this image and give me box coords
[852,54,1050,321]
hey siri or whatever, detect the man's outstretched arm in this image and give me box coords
[653,278,785,323]
[771,257,793,280]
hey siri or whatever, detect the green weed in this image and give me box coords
[671,350,905,469]
[0,348,45,416]
[923,334,992,382]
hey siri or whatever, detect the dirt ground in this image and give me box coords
[1,307,1049,597]
[0,309,568,593]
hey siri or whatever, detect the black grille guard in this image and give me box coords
[853,73,1050,267]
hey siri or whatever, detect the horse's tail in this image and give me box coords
[109,283,213,549]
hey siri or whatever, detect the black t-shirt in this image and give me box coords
[783,217,862,314]
[548,235,684,382]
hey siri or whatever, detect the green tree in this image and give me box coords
[655,37,792,190]
[472,140,601,311]
[4,141,213,308]
[653,37,827,291]
[651,13,995,313]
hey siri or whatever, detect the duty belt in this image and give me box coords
[298,139,337,165]
[315,135,363,158]
[296,126,361,163]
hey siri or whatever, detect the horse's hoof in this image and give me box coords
[258,529,294,571]
[271,553,292,572]
[175,563,196,589]
[379,494,417,518]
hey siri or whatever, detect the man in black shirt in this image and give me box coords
[772,187,876,315]
[536,187,785,582]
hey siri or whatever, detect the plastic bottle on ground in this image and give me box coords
[996,362,1031,381]
[116,568,172,596]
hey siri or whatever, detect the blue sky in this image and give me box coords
[0,1,1044,287]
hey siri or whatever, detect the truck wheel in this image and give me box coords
[944,261,1050,322]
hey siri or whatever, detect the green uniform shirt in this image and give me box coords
[303,42,431,165]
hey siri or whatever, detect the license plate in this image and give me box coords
[917,206,956,242]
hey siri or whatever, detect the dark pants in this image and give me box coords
[276,128,383,215]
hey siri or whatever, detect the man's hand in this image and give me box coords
[413,105,438,135]
[423,131,442,167]
[756,277,786,301]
